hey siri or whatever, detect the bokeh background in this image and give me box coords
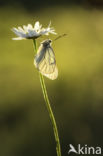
[0,0,103,156]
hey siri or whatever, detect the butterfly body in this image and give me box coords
[34,39,58,80]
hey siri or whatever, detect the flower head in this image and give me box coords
[12,21,56,40]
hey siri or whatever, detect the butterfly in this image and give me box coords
[34,34,67,80]
[34,39,58,80]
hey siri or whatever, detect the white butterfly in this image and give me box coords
[34,39,58,80]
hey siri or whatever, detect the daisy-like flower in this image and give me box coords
[12,21,56,40]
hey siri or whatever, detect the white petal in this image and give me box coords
[49,30,57,34]
[34,21,40,31]
[18,27,24,33]
[23,25,28,32]
[12,28,22,36]
[12,37,25,40]
[27,24,33,30]
[12,27,19,32]
[45,27,57,35]
[12,28,26,37]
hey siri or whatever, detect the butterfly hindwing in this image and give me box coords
[34,44,58,80]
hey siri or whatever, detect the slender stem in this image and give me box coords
[33,39,37,52]
[39,73,61,156]
[33,39,61,156]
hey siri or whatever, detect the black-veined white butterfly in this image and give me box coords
[34,34,67,80]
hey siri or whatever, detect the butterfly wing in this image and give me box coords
[34,45,58,80]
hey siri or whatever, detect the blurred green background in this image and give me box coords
[0,1,103,156]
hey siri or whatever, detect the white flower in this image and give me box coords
[12,21,57,40]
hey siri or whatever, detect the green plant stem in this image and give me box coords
[33,39,61,156]
[33,39,37,52]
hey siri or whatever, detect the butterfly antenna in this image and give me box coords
[53,33,67,41]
